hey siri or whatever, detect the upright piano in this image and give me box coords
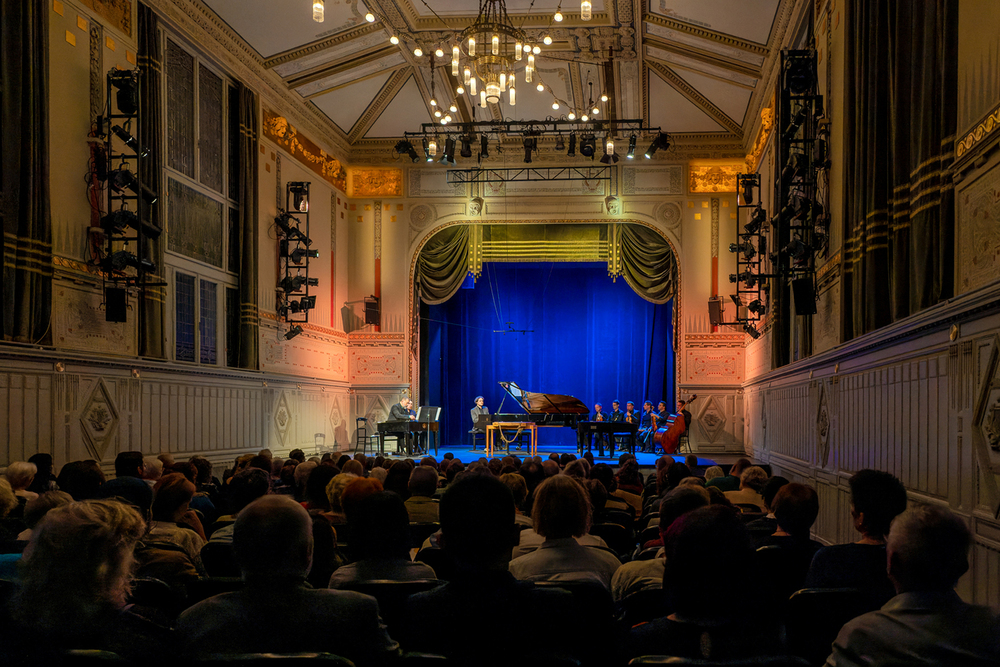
[475,381,590,453]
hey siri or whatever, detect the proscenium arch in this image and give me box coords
[406,218,683,397]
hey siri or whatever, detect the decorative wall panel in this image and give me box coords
[622,165,685,195]
[52,282,137,356]
[957,164,1000,294]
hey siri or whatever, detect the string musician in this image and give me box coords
[638,401,656,453]
[590,403,609,455]
[609,400,625,451]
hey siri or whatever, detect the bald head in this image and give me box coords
[233,495,313,580]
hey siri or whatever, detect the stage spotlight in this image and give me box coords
[784,52,816,95]
[100,208,162,239]
[580,134,596,158]
[567,133,577,157]
[781,152,806,186]
[109,169,158,204]
[555,136,566,151]
[423,137,434,162]
[281,295,317,316]
[729,241,755,260]
[743,323,761,339]
[745,207,767,234]
[522,135,537,163]
[284,325,304,341]
[460,135,473,159]
[395,139,420,163]
[626,134,636,159]
[479,134,489,160]
[439,138,457,165]
[643,132,670,159]
[728,271,758,288]
[783,105,809,140]
[111,125,149,158]
[739,175,757,206]
[289,182,309,213]
[747,299,767,316]
[108,69,138,115]
[782,237,811,263]
[600,135,618,164]
[273,212,312,246]
[288,246,320,264]
[106,250,156,274]
[279,275,319,293]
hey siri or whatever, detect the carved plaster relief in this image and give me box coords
[958,165,1000,293]
[622,165,685,195]
[973,334,1000,518]
[409,170,467,198]
[79,378,120,460]
[53,283,137,356]
[274,391,292,446]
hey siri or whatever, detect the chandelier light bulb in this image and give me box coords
[568,112,576,120]
[499,72,507,92]
[581,114,589,121]
[524,44,532,52]
[492,34,499,55]
[592,107,599,115]
[434,109,442,117]
[532,45,541,54]
[536,82,545,92]
[470,77,477,95]
[485,80,500,104]
[543,35,552,46]
[312,0,324,23]
[456,86,465,95]
[365,11,375,22]
[515,42,523,60]
[413,47,423,57]
[441,118,448,125]
[468,37,476,56]
[580,0,592,21]
[390,34,399,45]
[430,98,438,106]
[600,93,608,102]
[480,90,487,108]
[554,10,563,21]
[428,139,437,156]
[552,101,560,110]
[435,48,444,58]
[509,86,516,105]
[606,136,614,154]
[463,67,471,85]
[449,103,458,112]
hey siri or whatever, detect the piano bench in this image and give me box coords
[469,430,486,451]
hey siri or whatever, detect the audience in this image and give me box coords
[826,505,1000,666]
[806,469,907,608]
[703,465,724,483]
[755,482,822,604]
[745,475,789,541]
[176,495,399,664]
[148,473,207,569]
[705,457,750,492]
[499,472,533,527]
[724,465,769,510]
[509,474,621,589]
[404,466,440,523]
[25,453,57,495]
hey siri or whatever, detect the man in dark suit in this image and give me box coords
[387,398,415,454]
[609,400,626,451]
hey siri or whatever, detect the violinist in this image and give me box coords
[638,401,656,453]
[610,400,625,451]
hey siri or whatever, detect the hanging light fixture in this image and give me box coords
[580,0,592,21]
[312,0,324,23]
[365,11,375,22]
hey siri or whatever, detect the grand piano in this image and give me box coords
[475,381,590,453]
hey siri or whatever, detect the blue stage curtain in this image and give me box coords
[424,262,674,449]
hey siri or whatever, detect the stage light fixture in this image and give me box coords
[439,138,457,166]
[279,275,319,293]
[747,299,766,316]
[460,135,473,159]
[599,135,618,164]
[745,206,767,234]
[580,134,596,158]
[273,212,312,245]
[284,325,303,340]
[111,125,149,158]
[567,133,577,157]
[728,271,758,288]
[479,134,489,160]
[781,152,806,186]
[782,238,811,263]
[100,208,162,239]
[288,246,320,264]
[289,182,309,213]
[626,134,636,159]
[744,323,761,339]
[555,136,565,151]
[106,250,156,274]
[109,168,158,204]
[739,175,757,206]
[108,69,138,115]
[729,241,755,260]
[395,139,420,163]
[783,105,809,140]
[643,132,670,158]
[522,135,537,163]
[784,52,816,94]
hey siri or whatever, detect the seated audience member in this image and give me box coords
[141,456,163,488]
[806,469,907,608]
[755,482,822,601]
[0,479,19,545]
[684,454,704,477]
[703,465,724,483]
[589,463,632,514]
[176,496,399,664]
[16,490,73,542]
[341,459,365,477]
[209,468,271,541]
[564,458,591,480]
[499,472,533,528]
[509,475,621,589]
[55,459,105,500]
[25,453,58,495]
[615,457,645,497]
[329,491,435,588]
[826,505,1000,667]
[541,459,560,478]
[167,461,217,523]
[404,466,440,523]
[324,472,359,525]
[288,448,306,463]
[611,485,710,602]
[339,477,385,521]
[157,452,176,468]
[6,461,40,506]
[148,473,207,567]
[383,460,414,499]
[399,476,582,664]
[369,466,388,485]
[1,500,172,661]
[627,506,775,662]
[114,451,145,480]
[724,465,769,510]
[744,475,788,541]
[292,459,318,501]
[301,464,338,513]
[705,457,751,492]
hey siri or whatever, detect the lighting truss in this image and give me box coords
[446,166,613,184]
[405,119,659,142]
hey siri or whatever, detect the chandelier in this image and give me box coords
[456,0,533,106]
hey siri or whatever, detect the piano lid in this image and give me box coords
[498,381,589,415]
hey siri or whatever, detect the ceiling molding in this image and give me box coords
[349,69,412,142]
[647,60,743,136]
[642,14,770,55]
[262,23,386,69]
[642,33,762,82]
[287,46,401,90]
[741,0,799,155]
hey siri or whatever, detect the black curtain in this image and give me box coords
[138,3,164,358]
[236,83,259,369]
[0,0,51,343]
[843,0,957,338]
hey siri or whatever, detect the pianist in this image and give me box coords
[390,399,415,422]
[470,396,488,433]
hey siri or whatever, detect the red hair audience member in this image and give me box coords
[148,473,207,568]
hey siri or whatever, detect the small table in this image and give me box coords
[487,421,538,458]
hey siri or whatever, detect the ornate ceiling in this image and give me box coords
[202,0,793,162]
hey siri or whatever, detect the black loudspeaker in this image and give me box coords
[364,298,380,326]
[792,277,817,315]
[105,287,128,322]
[708,297,724,326]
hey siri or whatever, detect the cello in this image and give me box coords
[652,395,697,455]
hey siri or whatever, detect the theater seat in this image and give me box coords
[784,588,871,666]
[628,656,810,666]
[191,653,356,667]
[339,579,443,633]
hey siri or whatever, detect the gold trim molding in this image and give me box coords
[689,163,741,193]
[347,168,404,198]
[956,103,1000,161]
[745,95,775,172]
[263,109,348,192]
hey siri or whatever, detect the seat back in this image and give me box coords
[339,579,443,632]
[616,586,668,629]
[192,653,356,667]
[628,657,810,666]
[414,547,456,581]
[185,576,245,609]
[409,522,441,550]
[201,541,241,578]
[533,580,615,662]
[596,509,633,531]
[784,588,872,665]
[587,523,634,558]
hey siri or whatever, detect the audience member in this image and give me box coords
[499,472,532,528]
[615,457,645,496]
[705,457,750,492]
[0,479,18,543]
[288,448,306,463]
[148,473,206,567]
[806,469,907,608]
[703,465,724,483]
[55,459,105,500]
[301,464,338,513]
[383,460,414,499]
[210,467,271,541]
[404,466,440,523]
[745,475,788,541]
[292,459,319,500]
[329,491,435,588]
[589,463,632,514]
[176,495,399,664]
[755,482,822,603]
[724,465,769,510]
[141,456,163,488]
[19,490,70,542]
[324,472,359,524]
[25,453,58,495]
[825,505,1000,666]
[4,462,38,517]
[509,474,621,589]
[341,459,365,477]
[114,451,145,479]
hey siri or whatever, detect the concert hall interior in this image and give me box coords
[3,0,1000,649]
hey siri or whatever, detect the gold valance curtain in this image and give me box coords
[415,223,677,305]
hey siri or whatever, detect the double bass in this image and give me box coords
[652,395,697,455]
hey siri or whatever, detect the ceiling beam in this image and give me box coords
[287,46,401,91]
[642,33,762,83]
[262,23,386,69]
[348,68,412,143]
[647,60,743,137]
[642,14,769,56]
